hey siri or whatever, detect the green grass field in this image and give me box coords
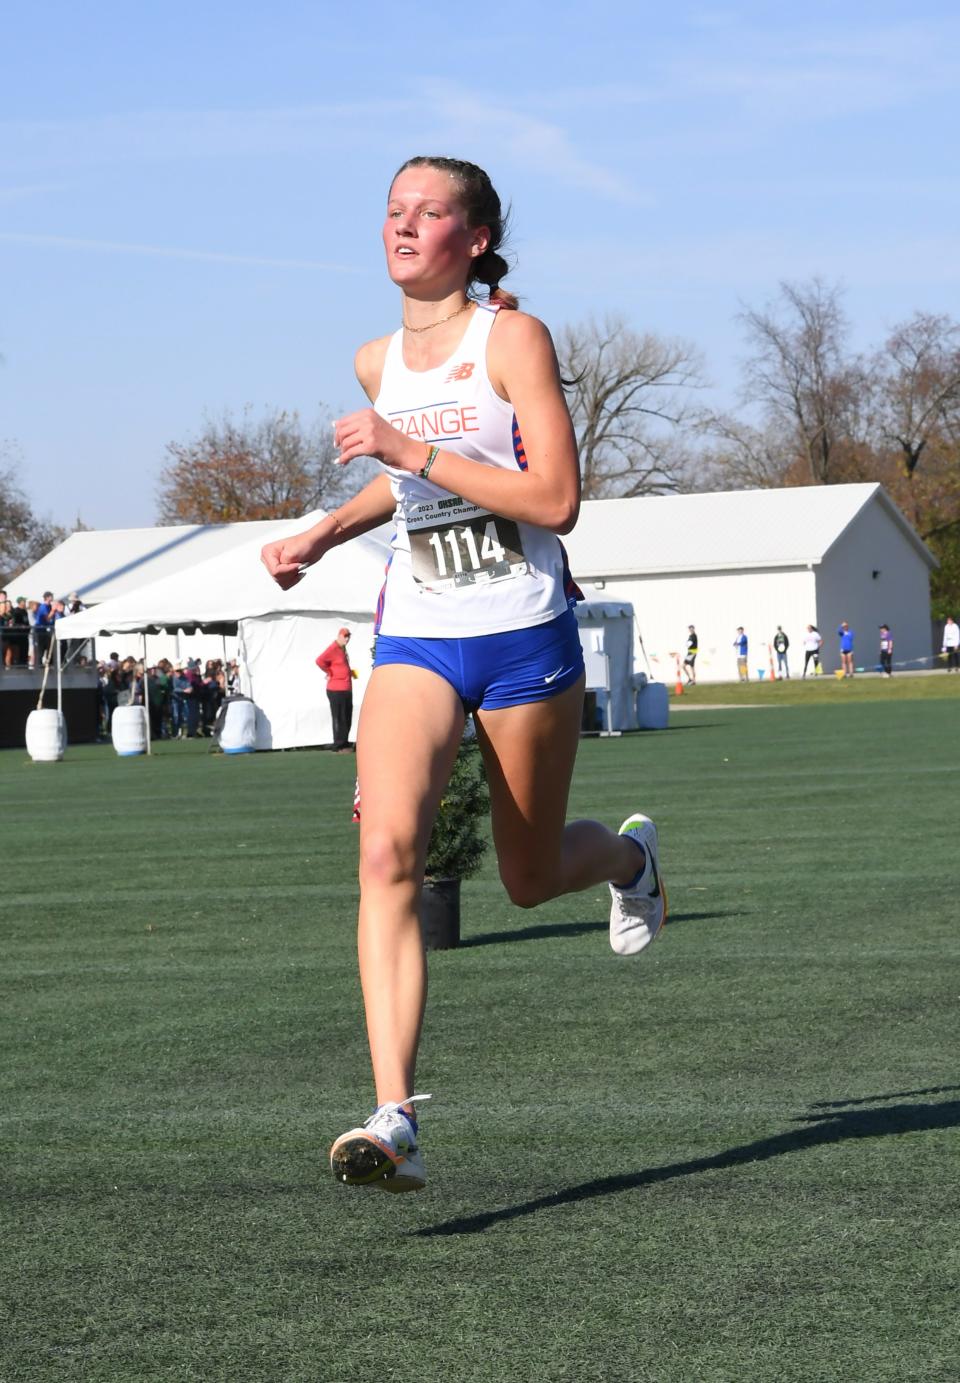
[4,687,959,1381]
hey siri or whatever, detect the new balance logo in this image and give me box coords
[445,362,475,382]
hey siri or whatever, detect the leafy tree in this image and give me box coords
[156,407,355,524]
[556,316,705,499]
[0,449,67,587]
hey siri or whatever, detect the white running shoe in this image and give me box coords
[329,1094,431,1193]
[609,814,667,956]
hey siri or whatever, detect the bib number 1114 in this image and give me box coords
[409,513,526,589]
[427,520,505,578]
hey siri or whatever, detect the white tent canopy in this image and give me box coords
[56,511,392,749]
[15,520,282,605]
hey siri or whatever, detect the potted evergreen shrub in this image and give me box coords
[421,735,489,950]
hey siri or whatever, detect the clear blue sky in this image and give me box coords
[3,1,958,530]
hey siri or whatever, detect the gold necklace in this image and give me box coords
[402,300,473,334]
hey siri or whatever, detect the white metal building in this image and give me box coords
[563,484,936,681]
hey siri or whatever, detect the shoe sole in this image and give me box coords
[329,1132,426,1192]
[330,1132,399,1186]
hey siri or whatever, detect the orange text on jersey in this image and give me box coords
[390,405,480,441]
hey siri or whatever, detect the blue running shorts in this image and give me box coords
[373,607,585,712]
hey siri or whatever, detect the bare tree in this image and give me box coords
[695,416,797,492]
[692,292,960,616]
[738,279,867,485]
[872,312,960,477]
[856,311,960,577]
[156,407,357,524]
[556,316,706,499]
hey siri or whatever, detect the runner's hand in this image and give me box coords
[334,409,421,472]
[261,531,323,589]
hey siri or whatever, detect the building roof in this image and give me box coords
[12,521,283,602]
[567,483,936,577]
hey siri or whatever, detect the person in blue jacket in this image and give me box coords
[838,621,855,677]
[733,627,749,681]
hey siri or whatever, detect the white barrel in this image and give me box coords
[111,704,148,756]
[26,708,67,762]
[220,699,257,754]
[636,682,669,730]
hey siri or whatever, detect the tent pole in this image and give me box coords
[56,636,62,713]
[35,642,53,711]
[633,616,654,678]
[143,632,152,756]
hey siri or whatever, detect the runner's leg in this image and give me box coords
[474,675,642,908]
[355,664,465,1105]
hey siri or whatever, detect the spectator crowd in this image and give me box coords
[0,589,87,667]
[95,655,240,740]
[0,587,242,738]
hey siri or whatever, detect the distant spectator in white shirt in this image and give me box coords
[802,626,823,678]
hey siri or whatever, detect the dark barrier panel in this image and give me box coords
[0,670,100,749]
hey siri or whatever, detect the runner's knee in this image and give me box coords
[360,827,420,889]
[498,858,554,909]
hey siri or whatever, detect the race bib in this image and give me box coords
[406,495,527,592]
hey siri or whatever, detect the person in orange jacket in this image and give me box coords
[316,627,355,750]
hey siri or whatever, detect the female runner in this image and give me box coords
[261,156,666,1193]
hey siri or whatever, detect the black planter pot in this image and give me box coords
[420,878,461,951]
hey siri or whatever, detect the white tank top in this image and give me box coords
[372,304,575,638]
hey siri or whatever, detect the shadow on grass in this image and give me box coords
[415,1096,960,1237]
[459,921,606,947]
[459,911,731,948]
[808,1084,960,1109]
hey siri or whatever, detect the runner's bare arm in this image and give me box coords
[355,336,392,403]
[260,472,395,589]
[261,336,396,588]
[334,314,581,534]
